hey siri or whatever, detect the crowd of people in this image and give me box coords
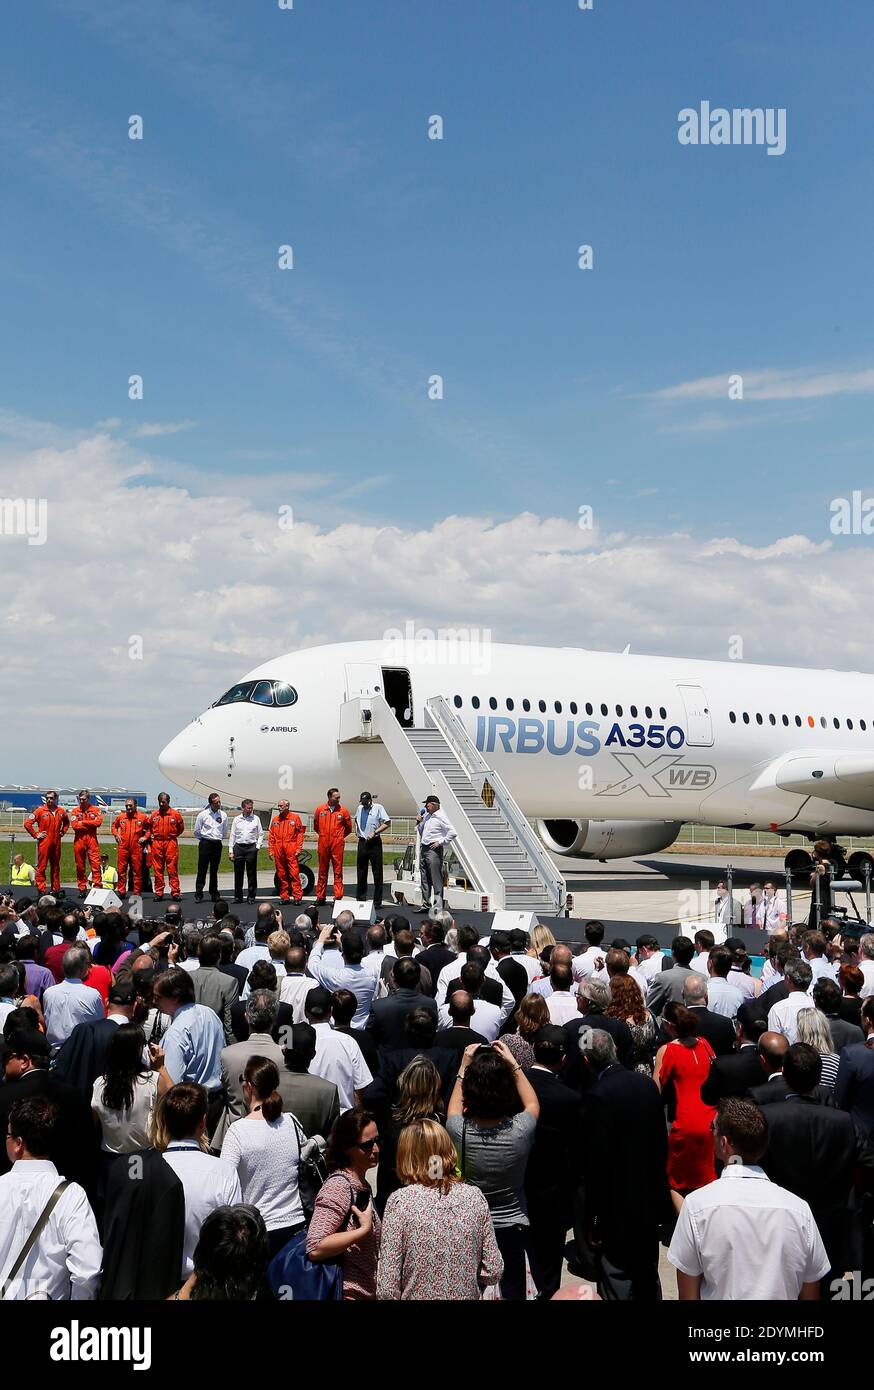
[0,885,873,1302]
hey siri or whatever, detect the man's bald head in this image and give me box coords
[683,973,708,1006]
[758,1031,789,1074]
[549,944,573,971]
[448,990,474,1025]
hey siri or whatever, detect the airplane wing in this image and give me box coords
[758,750,874,813]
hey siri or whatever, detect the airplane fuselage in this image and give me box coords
[158,640,874,836]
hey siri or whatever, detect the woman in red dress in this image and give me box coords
[654,1002,717,1210]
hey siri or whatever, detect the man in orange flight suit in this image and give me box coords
[23,789,70,894]
[313,788,352,904]
[268,799,305,904]
[71,789,104,897]
[111,797,151,897]
[148,791,185,902]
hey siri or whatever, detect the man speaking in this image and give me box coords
[355,791,390,913]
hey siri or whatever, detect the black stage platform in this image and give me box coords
[2,885,769,952]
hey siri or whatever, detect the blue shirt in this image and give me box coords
[356,803,389,837]
[162,1002,225,1089]
[308,943,378,1028]
[43,979,104,1049]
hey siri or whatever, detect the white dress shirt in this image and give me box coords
[767,992,815,1045]
[162,1142,242,1276]
[545,990,580,1026]
[691,951,711,975]
[43,979,104,1049]
[417,808,457,847]
[668,1164,829,1300]
[860,959,874,999]
[807,957,839,984]
[193,807,228,842]
[309,1022,373,1111]
[728,967,759,1000]
[438,997,501,1042]
[0,1160,102,1301]
[278,973,319,1022]
[228,813,264,853]
[235,944,271,974]
[434,958,514,1022]
[571,945,608,982]
[510,951,542,983]
[707,977,744,1020]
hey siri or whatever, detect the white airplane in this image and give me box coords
[158,638,874,878]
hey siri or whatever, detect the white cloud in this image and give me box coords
[648,366,874,404]
[1,430,873,791]
[128,420,198,439]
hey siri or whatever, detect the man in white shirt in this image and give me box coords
[714,882,743,927]
[0,1096,102,1300]
[630,934,665,999]
[767,960,814,1044]
[416,795,456,914]
[159,1083,241,1276]
[802,930,838,985]
[857,933,874,998]
[278,946,319,1021]
[193,793,228,904]
[509,928,541,983]
[668,1097,829,1300]
[544,964,579,1026]
[304,988,372,1111]
[0,965,19,1032]
[571,922,608,982]
[438,988,502,1043]
[228,798,264,905]
[43,946,104,1050]
[706,947,744,1020]
[690,929,714,977]
[434,931,514,1022]
[762,882,786,934]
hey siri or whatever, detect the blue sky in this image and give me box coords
[3,0,873,537]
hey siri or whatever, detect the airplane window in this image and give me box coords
[729,711,736,723]
[630,705,638,718]
[555,701,562,714]
[833,717,840,730]
[489,697,497,710]
[820,716,827,728]
[251,681,275,706]
[616,705,623,717]
[538,700,547,713]
[742,712,750,724]
[848,719,854,730]
[507,698,515,711]
[472,696,480,710]
[273,683,297,707]
[570,701,578,715]
[862,720,867,731]
[453,695,462,708]
[214,681,255,706]
[585,703,593,716]
[769,713,776,725]
[644,706,652,719]
[795,715,802,726]
[782,715,789,726]
[659,706,667,719]
[522,699,531,712]
[600,703,608,716]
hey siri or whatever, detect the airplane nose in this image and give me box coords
[158,731,198,791]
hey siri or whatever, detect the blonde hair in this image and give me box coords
[796,1007,836,1056]
[531,923,556,957]
[396,1118,458,1194]
[392,1055,442,1128]
[268,930,290,957]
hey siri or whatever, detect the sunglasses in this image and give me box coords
[356,1136,380,1153]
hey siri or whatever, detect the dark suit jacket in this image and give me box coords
[524,1066,582,1221]
[415,944,455,995]
[366,989,438,1051]
[758,979,789,1014]
[434,1025,487,1053]
[838,996,864,1028]
[700,1044,764,1106]
[561,1012,634,1094]
[220,961,248,993]
[0,1068,99,1196]
[230,998,295,1044]
[582,1064,671,1263]
[686,1005,735,1058]
[495,957,529,1006]
[277,1069,341,1139]
[444,974,503,1009]
[759,1094,874,1268]
[52,1016,120,1094]
[823,1013,865,1053]
[835,1043,874,1139]
[334,1024,380,1076]
[748,1075,833,1106]
[100,1150,184,1300]
[362,1045,460,1115]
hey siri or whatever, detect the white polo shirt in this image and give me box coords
[309,1022,372,1112]
[668,1164,829,1300]
[767,992,815,1045]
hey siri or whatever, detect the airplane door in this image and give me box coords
[344,663,384,701]
[677,684,714,747]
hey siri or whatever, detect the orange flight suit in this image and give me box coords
[313,802,352,901]
[111,809,151,896]
[23,804,70,893]
[268,810,305,902]
[147,806,185,898]
[71,802,104,891]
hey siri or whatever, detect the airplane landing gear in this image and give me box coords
[784,847,813,879]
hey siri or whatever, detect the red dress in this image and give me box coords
[658,1037,717,1194]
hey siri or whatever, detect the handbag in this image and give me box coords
[289,1116,329,1222]
[267,1173,356,1302]
[0,1180,69,1300]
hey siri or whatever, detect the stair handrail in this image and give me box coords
[425,697,564,911]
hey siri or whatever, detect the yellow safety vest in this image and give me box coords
[102,865,118,890]
[11,862,34,886]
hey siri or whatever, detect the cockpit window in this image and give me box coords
[214,680,298,708]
